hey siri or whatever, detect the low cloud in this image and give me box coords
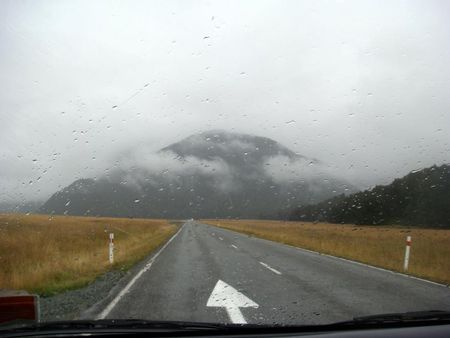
[108,148,238,193]
[1,1,449,207]
[263,155,333,183]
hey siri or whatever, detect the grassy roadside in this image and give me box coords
[203,219,450,285]
[0,214,178,295]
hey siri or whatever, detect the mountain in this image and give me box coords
[289,164,450,228]
[0,200,42,214]
[39,130,353,219]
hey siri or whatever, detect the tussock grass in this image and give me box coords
[0,214,178,295]
[203,219,450,285]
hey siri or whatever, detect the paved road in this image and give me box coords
[94,221,450,325]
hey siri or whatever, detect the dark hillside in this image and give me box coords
[289,164,450,228]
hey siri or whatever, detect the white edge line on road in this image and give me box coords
[205,223,448,288]
[231,244,238,249]
[251,232,448,288]
[320,252,448,287]
[281,243,448,288]
[259,261,282,275]
[96,224,184,319]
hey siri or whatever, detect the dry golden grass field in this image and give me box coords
[203,219,450,285]
[0,214,178,295]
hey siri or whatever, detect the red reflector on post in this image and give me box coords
[0,295,39,324]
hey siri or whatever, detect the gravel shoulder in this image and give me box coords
[40,225,183,322]
[40,270,126,321]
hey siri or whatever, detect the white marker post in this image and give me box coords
[109,233,114,264]
[403,236,411,271]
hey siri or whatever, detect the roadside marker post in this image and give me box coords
[403,236,411,271]
[109,233,114,264]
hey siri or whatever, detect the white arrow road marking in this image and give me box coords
[259,261,282,275]
[207,280,259,324]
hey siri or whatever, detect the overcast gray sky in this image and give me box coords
[1,0,449,204]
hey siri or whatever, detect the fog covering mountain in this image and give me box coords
[0,201,42,214]
[289,164,450,228]
[39,131,353,218]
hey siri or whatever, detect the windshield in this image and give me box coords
[1,0,450,329]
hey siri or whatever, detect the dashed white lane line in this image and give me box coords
[219,236,223,241]
[231,244,238,249]
[259,261,282,275]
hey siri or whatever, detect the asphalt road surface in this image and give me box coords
[93,221,450,325]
